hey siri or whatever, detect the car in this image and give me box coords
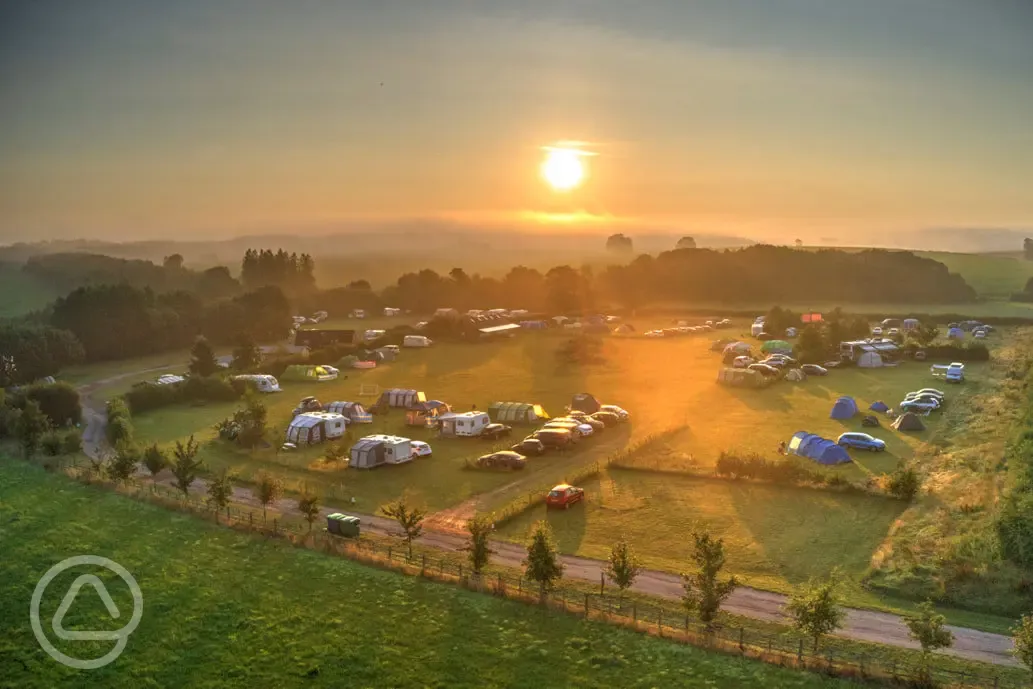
[599,404,630,421]
[292,396,322,417]
[480,423,512,440]
[871,326,883,336]
[645,329,665,338]
[545,484,585,509]
[573,416,605,432]
[974,330,987,339]
[914,388,945,398]
[887,328,900,336]
[511,438,546,456]
[544,420,593,437]
[554,415,603,432]
[476,451,526,470]
[589,411,621,428]
[801,364,828,376]
[410,441,433,458]
[899,399,938,413]
[733,355,754,368]
[904,394,941,408]
[381,344,401,353]
[837,432,886,452]
[767,353,797,364]
[528,428,576,449]
[761,358,786,368]
[748,363,780,377]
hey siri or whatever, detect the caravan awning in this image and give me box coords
[479,323,521,334]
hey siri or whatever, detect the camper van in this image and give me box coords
[383,307,401,316]
[403,335,433,348]
[233,374,282,393]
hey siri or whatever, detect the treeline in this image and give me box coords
[50,284,291,363]
[302,246,976,316]
[241,249,315,295]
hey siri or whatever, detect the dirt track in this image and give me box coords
[76,370,1019,667]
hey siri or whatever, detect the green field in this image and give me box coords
[0,263,64,317]
[0,457,850,688]
[915,251,1033,299]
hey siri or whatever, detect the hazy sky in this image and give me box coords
[1,0,1031,241]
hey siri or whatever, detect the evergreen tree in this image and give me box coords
[189,336,218,378]
[142,443,168,479]
[106,442,141,486]
[16,400,51,458]
[464,515,495,575]
[524,520,564,599]
[297,492,321,532]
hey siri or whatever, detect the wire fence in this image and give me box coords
[98,475,1020,689]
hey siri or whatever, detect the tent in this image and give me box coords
[324,401,373,424]
[787,431,851,465]
[829,396,858,419]
[375,347,398,362]
[948,327,964,339]
[903,318,920,332]
[716,368,766,388]
[892,412,926,431]
[406,400,451,426]
[857,352,884,368]
[761,340,792,353]
[869,401,889,413]
[349,437,386,469]
[375,388,426,409]
[723,341,752,356]
[571,393,602,414]
[285,412,347,446]
[489,401,550,424]
[785,368,805,382]
[280,364,339,383]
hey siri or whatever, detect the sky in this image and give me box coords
[1,0,1031,242]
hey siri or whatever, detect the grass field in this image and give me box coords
[0,456,851,689]
[914,251,1033,299]
[0,263,64,317]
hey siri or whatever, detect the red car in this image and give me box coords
[545,484,585,510]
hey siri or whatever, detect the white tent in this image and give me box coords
[857,352,884,368]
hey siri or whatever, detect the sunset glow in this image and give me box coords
[541,148,587,192]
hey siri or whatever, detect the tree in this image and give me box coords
[911,323,940,348]
[795,238,803,248]
[170,435,203,499]
[795,325,827,364]
[255,471,284,520]
[676,236,697,250]
[206,469,234,522]
[605,538,642,602]
[463,515,495,575]
[903,601,954,676]
[163,253,185,270]
[785,571,845,651]
[141,443,168,480]
[106,442,141,486]
[231,334,261,372]
[297,492,321,532]
[1011,614,1033,676]
[681,531,739,625]
[524,520,564,599]
[235,390,268,448]
[16,400,51,459]
[605,233,633,254]
[381,499,426,559]
[189,336,219,378]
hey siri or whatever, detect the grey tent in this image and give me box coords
[570,393,602,414]
[376,388,427,409]
[892,412,926,431]
[350,437,386,468]
[375,347,399,362]
[488,401,550,424]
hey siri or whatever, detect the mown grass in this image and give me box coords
[0,457,851,689]
[0,263,64,317]
[914,251,1033,299]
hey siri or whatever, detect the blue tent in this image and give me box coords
[829,396,858,419]
[788,431,851,465]
[948,327,964,339]
[869,401,889,413]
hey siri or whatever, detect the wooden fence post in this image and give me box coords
[249,512,253,528]
[584,593,589,617]
[458,563,463,580]
[797,639,803,662]
[387,546,392,560]
[421,554,426,575]
[600,571,605,595]
[497,573,502,594]
[739,627,745,652]
[273,519,278,535]
[658,609,663,636]
[632,602,637,622]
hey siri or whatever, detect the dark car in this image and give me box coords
[475,451,526,470]
[528,428,577,449]
[292,396,322,417]
[589,411,621,428]
[511,438,546,456]
[747,363,780,377]
[480,423,512,440]
[553,415,604,432]
[801,364,828,376]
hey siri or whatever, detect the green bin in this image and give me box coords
[338,516,361,538]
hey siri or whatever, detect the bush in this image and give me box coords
[124,375,244,414]
[41,432,64,456]
[60,428,83,454]
[0,404,20,439]
[10,382,82,427]
[105,398,133,446]
[714,451,824,485]
[887,467,921,501]
[901,343,990,362]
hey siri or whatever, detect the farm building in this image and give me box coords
[232,374,282,393]
[829,396,859,419]
[324,401,373,424]
[285,412,348,446]
[787,432,851,465]
[280,365,339,383]
[716,368,766,388]
[349,435,413,469]
[488,402,550,424]
[570,393,602,414]
[437,411,491,437]
[376,388,426,409]
[292,329,355,349]
[406,400,452,427]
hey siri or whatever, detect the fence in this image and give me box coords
[86,473,1018,689]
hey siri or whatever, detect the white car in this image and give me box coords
[600,404,630,421]
[888,328,900,336]
[871,326,883,336]
[733,356,754,368]
[645,330,665,338]
[410,441,433,458]
[575,423,595,437]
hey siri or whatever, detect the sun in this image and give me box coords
[541,148,585,191]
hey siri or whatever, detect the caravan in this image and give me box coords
[233,374,282,393]
[285,412,347,446]
[436,411,491,437]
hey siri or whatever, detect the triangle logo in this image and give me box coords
[51,575,122,641]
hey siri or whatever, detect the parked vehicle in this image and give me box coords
[767,354,797,365]
[292,396,322,417]
[543,420,589,437]
[480,423,513,440]
[899,399,938,413]
[528,428,576,449]
[801,364,828,376]
[562,415,604,432]
[545,484,585,509]
[410,441,433,458]
[904,393,941,408]
[836,432,886,452]
[733,356,754,368]
[599,404,630,421]
[913,388,945,398]
[510,438,546,456]
[871,326,883,336]
[761,358,786,369]
[589,411,621,428]
[748,363,780,377]
[476,451,526,470]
